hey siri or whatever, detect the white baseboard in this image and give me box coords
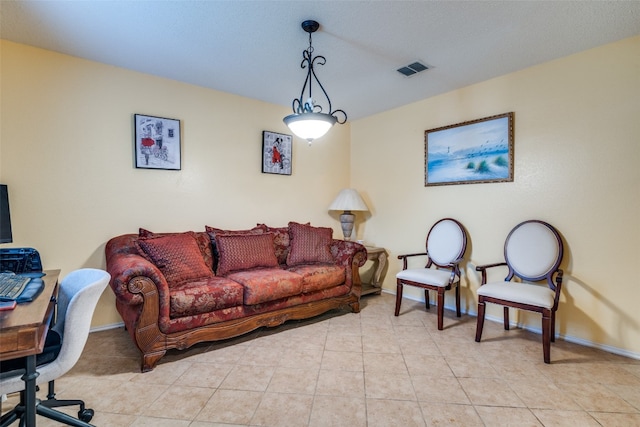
[90,321,125,333]
[96,292,640,361]
[386,289,640,361]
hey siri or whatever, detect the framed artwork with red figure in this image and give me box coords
[262,131,292,175]
[134,114,181,170]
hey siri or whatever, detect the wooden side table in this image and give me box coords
[361,246,387,295]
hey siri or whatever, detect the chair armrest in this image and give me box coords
[475,262,508,285]
[397,252,428,260]
[397,252,428,270]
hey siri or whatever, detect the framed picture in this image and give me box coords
[262,131,292,175]
[134,114,181,170]
[425,112,514,186]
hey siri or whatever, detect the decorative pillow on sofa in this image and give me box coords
[286,222,334,266]
[256,224,290,265]
[215,233,279,276]
[135,232,214,286]
[205,225,265,272]
[139,228,214,269]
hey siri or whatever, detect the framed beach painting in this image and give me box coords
[425,112,514,186]
[134,114,181,170]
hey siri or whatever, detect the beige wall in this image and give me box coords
[0,40,351,327]
[2,36,639,357]
[351,36,640,356]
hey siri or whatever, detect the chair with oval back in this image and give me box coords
[395,218,468,330]
[475,220,564,363]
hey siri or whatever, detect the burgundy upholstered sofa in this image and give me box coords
[105,222,367,372]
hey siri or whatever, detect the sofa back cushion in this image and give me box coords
[286,222,334,266]
[135,231,214,286]
[215,233,279,276]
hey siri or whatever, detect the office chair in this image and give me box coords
[395,218,467,330]
[0,268,110,427]
[475,220,564,363]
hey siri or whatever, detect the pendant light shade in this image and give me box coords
[283,112,337,142]
[284,20,346,143]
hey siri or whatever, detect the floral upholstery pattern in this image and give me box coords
[169,276,244,317]
[106,224,369,359]
[286,221,334,265]
[215,233,279,276]
[256,224,291,265]
[227,268,303,305]
[135,232,214,286]
[287,264,346,293]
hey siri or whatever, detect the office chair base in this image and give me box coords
[0,398,95,427]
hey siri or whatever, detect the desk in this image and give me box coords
[0,269,60,427]
[361,246,387,296]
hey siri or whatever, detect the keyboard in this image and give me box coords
[0,272,31,300]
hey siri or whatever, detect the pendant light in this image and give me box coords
[283,20,346,144]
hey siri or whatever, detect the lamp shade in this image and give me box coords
[284,112,337,142]
[328,188,369,212]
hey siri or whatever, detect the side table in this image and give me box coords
[361,246,387,295]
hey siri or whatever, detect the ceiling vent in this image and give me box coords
[397,61,429,77]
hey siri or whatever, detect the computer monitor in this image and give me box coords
[1,184,12,244]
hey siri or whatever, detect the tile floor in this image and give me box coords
[2,293,640,426]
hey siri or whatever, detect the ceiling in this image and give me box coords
[2,1,639,121]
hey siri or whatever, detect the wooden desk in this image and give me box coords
[0,269,60,427]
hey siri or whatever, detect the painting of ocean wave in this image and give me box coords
[425,113,514,186]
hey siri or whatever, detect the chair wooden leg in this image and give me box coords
[542,310,551,364]
[475,301,486,342]
[550,310,556,343]
[437,288,445,330]
[455,283,461,318]
[424,289,430,309]
[394,281,403,316]
[503,306,510,330]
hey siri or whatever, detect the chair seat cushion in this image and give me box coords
[396,268,457,287]
[477,281,554,309]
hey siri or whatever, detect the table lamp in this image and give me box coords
[328,188,369,240]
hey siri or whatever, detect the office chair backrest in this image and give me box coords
[0,268,110,395]
[41,268,110,385]
[426,218,467,267]
[504,220,563,284]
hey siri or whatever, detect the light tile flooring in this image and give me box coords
[3,293,640,426]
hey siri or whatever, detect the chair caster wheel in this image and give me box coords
[79,408,94,422]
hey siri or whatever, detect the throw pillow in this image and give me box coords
[205,225,265,273]
[139,228,213,270]
[215,233,279,276]
[135,232,214,286]
[286,222,334,266]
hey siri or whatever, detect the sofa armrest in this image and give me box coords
[105,235,170,307]
[330,239,368,269]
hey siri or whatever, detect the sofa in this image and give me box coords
[105,221,367,372]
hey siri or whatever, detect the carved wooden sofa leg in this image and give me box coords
[350,301,361,313]
[142,351,166,373]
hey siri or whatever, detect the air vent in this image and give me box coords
[397,61,429,77]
